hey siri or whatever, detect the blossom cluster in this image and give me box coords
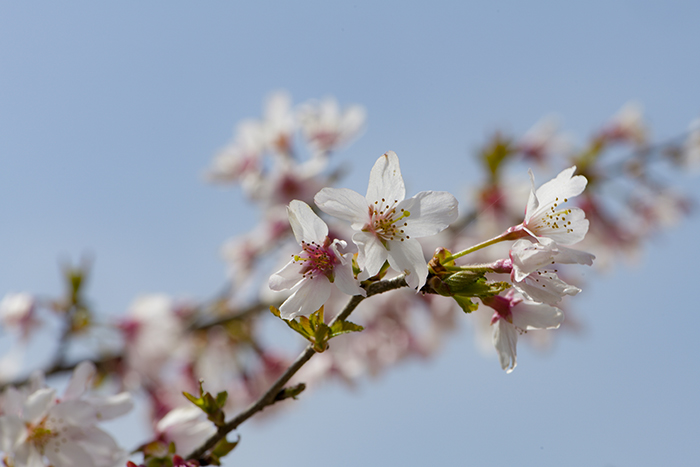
[0,93,697,466]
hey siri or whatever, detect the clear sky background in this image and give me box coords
[1,2,699,466]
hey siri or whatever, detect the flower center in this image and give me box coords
[365,198,411,244]
[26,417,59,452]
[532,197,574,234]
[293,239,338,280]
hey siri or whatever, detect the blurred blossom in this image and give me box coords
[206,120,266,184]
[120,295,187,387]
[297,97,366,155]
[681,118,700,171]
[517,116,572,163]
[0,361,132,467]
[263,91,295,157]
[155,406,217,457]
[0,293,37,338]
[602,102,647,145]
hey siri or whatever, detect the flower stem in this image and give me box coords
[186,275,408,465]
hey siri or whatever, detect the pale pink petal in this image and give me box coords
[45,439,93,467]
[332,261,366,297]
[514,273,581,305]
[315,187,369,227]
[354,231,389,279]
[50,400,97,425]
[493,320,518,373]
[398,191,459,237]
[385,238,428,290]
[62,361,95,401]
[279,277,332,319]
[89,392,133,421]
[287,200,328,244]
[15,443,44,467]
[366,151,406,204]
[533,166,587,211]
[23,388,55,424]
[511,301,564,331]
[269,260,304,291]
[0,415,25,453]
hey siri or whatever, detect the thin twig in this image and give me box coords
[186,275,408,464]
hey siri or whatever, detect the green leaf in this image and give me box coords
[454,295,479,314]
[215,391,228,409]
[209,436,240,465]
[329,320,364,337]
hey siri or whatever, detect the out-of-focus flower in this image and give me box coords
[483,290,563,373]
[155,406,217,457]
[601,102,647,145]
[0,293,37,338]
[516,116,571,163]
[681,118,700,171]
[315,151,459,289]
[120,295,186,385]
[269,200,365,319]
[263,91,295,157]
[0,361,132,467]
[206,120,266,184]
[297,97,365,155]
[510,166,589,245]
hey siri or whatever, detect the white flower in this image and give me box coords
[121,295,185,383]
[269,200,365,319]
[155,406,217,457]
[314,151,459,289]
[206,120,266,184]
[297,97,366,155]
[517,166,589,245]
[0,293,36,336]
[483,290,564,373]
[0,361,132,467]
[509,237,594,305]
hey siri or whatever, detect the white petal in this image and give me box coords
[399,191,459,237]
[385,238,428,290]
[73,426,128,467]
[314,187,369,227]
[552,243,596,265]
[23,388,55,424]
[493,320,518,373]
[45,439,93,467]
[287,200,328,244]
[534,166,587,210]
[332,261,366,297]
[353,231,388,279]
[0,415,26,453]
[89,392,133,421]
[15,443,44,467]
[366,151,406,204]
[511,301,564,331]
[269,259,304,291]
[63,361,95,400]
[278,277,332,319]
[50,400,97,425]
[514,273,581,305]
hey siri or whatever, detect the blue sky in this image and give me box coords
[1,2,699,466]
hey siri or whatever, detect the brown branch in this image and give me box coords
[186,275,408,465]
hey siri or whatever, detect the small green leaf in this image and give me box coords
[215,391,228,409]
[454,295,479,314]
[329,320,364,337]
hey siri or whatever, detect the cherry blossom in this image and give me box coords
[297,97,366,155]
[509,237,594,304]
[314,151,459,289]
[507,166,589,245]
[482,290,564,373]
[0,361,132,467]
[269,200,365,319]
[155,406,217,457]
